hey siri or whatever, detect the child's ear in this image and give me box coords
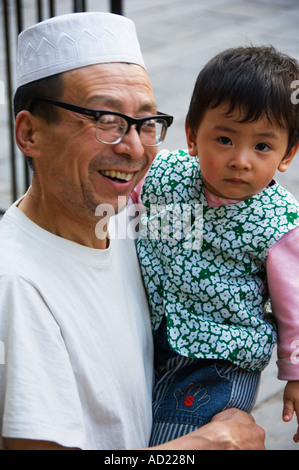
[185,122,198,157]
[278,143,299,172]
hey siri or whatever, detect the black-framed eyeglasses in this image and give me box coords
[36,97,173,147]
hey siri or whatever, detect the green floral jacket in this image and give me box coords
[137,150,299,371]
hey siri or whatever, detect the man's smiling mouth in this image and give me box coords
[99,170,134,182]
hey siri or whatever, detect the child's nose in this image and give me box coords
[227,150,252,170]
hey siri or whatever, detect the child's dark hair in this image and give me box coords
[186,45,299,155]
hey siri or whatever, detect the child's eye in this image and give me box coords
[218,136,232,145]
[256,142,270,152]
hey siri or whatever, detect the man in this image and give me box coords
[0,12,265,450]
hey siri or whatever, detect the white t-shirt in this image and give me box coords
[0,203,154,450]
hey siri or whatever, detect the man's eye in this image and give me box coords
[99,115,118,125]
[98,115,126,131]
[142,119,156,132]
[256,142,270,152]
[218,136,232,145]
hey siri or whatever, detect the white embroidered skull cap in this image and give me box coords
[16,12,145,88]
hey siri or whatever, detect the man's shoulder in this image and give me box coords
[0,204,48,280]
[0,207,22,276]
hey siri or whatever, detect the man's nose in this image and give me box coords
[114,126,145,158]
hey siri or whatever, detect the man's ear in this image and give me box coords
[185,121,198,156]
[15,111,41,158]
[278,142,299,173]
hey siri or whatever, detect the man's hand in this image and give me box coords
[150,408,266,450]
[209,408,266,449]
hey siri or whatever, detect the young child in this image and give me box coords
[136,45,299,446]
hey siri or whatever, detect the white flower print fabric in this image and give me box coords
[137,150,299,371]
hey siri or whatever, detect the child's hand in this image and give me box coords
[283,380,299,442]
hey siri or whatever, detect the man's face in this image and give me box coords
[35,63,158,217]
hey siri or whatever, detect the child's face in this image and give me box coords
[186,103,298,201]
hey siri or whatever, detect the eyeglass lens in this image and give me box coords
[95,114,166,146]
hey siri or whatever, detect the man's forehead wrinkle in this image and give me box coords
[86,96,123,108]
[62,62,156,113]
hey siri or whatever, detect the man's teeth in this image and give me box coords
[100,170,134,182]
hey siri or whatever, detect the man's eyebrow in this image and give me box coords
[139,102,159,114]
[85,96,157,114]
